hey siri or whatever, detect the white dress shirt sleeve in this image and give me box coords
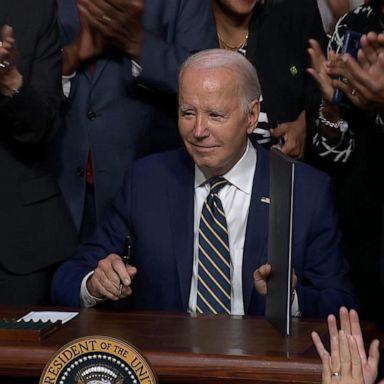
[80,271,106,308]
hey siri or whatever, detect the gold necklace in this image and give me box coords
[217,31,249,51]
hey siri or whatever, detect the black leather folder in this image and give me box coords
[265,148,295,336]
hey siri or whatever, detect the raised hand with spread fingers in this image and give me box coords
[312,307,381,384]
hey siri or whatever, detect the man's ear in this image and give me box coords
[246,99,260,135]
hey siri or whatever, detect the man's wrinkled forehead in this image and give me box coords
[179,66,238,92]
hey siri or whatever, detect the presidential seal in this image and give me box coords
[39,336,158,384]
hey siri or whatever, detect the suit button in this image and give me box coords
[76,167,85,176]
[87,111,97,120]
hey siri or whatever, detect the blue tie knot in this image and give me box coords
[208,176,227,195]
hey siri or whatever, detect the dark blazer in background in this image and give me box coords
[0,0,77,304]
[52,144,356,318]
[56,0,218,231]
[246,0,326,147]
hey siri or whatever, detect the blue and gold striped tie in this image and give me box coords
[197,177,231,314]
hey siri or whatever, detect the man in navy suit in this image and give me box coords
[56,0,217,239]
[52,49,356,318]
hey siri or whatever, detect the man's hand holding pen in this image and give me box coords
[86,253,137,301]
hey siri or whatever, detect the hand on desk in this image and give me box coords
[312,307,381,384]
[86,253,137,301]
[253,263,298,296]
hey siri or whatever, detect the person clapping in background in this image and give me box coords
[0,0,77,305]
[308,0,384,327]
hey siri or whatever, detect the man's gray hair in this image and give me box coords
[179,49,261,111]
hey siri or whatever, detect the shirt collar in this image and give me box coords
[194,139,256,195]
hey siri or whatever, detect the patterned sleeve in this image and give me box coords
[312,129,355,163]
[328,13,349,53]
[315,3,384,163]
[313,11,359,163]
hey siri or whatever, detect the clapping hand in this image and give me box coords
[312,307,381,384]
[0,25,22,96]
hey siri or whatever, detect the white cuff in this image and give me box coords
[291,290,301,317]
[80,271,106,308]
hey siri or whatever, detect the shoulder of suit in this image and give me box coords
[128,148,192,187]
[295,158,331,185]
[133,147,189,169]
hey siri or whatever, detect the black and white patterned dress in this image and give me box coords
[237,46,273,145]
[313,0,384,163]
[312,0,384,324]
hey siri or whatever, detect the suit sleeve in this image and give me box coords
[0,0,62,144]
[136,0,218,93]
[51,167,134,307]
[296,174,357,318]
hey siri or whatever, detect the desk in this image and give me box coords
[0,307,379,383]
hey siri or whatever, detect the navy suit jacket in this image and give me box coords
[52,144,356,318]
[56,0,218,229]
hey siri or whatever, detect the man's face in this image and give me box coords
[178,67,259,177]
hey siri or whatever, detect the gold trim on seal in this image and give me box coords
[39,335,158,384]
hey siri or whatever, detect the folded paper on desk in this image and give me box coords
[18,311,78,324]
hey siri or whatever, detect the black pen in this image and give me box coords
[119,235,132,294]
[122,235,132,266]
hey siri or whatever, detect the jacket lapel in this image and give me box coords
[242,144,270,313]
[89,56,110,89]
[167,149,195,310]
